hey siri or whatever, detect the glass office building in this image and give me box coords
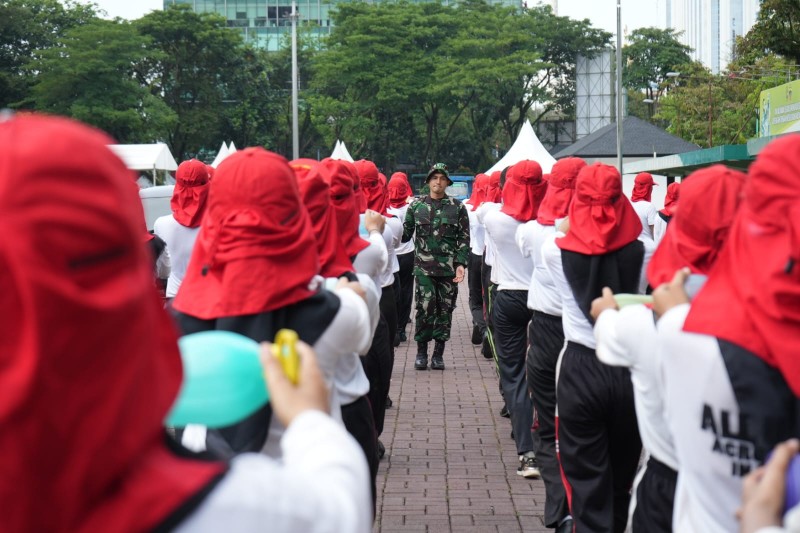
[164,0,520,51]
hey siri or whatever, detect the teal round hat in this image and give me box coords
[166,331,269,428]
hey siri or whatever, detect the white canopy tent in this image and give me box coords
[108,143,178,186]
[485,120,556,175]
[330,139,355,162]
[227,141,237,153]
[210,141,230,168]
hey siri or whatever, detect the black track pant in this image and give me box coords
[468,252,486,333]
[527,312,568,528]
[631,457,676,533]
[395,252,414,334]
[493,289,534,454]
[380,284,398,354]
[361,314,392,436]
[557,341,642,533]
[341,395,378,517]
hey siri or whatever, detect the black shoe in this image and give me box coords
[377,439,386,460]
[471,324,482,345]
[555,517,573,533]
[415,342,428,370]
[398,330,407,342]
[386,396,393,408]
[431,341,445,370]
[481,335,493,359]
[500,405,510,418]
[393,335,401,347]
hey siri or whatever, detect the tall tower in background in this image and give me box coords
[667,0,759,73]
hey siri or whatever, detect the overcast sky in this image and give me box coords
[77,0,664,37]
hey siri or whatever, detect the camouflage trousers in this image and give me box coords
[414,273,458,342]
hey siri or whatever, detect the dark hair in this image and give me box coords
[499,166,511,189]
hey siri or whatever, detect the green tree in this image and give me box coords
[135,4,248,159]
[24,18,176,143]
[739,0,800,65]
[0,0,97,108]
[623,27,693,102]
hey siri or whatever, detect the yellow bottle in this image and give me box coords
[271,329,300,385]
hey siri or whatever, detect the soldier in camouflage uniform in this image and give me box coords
[402,163,470,370]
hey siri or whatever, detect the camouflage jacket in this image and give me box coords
[402,195,470,277]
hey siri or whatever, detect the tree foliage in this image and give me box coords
[739,0,800,65]
[623,27,693,101]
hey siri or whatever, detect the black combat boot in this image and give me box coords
[414,342,428,370]
[431,340,446,370]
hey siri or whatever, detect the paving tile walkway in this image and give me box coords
[374,279,550,533]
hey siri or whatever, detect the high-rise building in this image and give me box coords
[165,0,521,51]
[667,0,760,73]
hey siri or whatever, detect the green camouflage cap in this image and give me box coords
[426,162,452,185]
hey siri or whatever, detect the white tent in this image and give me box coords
[330,139,354,162]
[485,120,556,175]
[108,143,178,186]
[227,141,237,153]
[210,142,230,168]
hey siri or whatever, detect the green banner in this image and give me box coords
[759,79,800,137]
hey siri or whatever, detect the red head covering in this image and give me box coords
[659,182,681,217]
[683,135,800,395]
[537,157,586,226]
[388,172,412,209]
[320,158,370,258]
[647,166,745,287]
[173,148,319,319]
[557,163,643,254]
[500,160,547,222]
[349,161,369,214]
[291,158,354,278]
[631,172,657,202]
[0,115,223,532]
[171,159,210,228]
[353,159,384,214]
[467,173,489,211]
[205,163,215,181]
[486,171,503,203]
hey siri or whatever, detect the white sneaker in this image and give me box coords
[516,452,541,478]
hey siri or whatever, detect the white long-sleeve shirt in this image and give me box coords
[176,410,372,533]
[464,203,486,255]
[387,205,414,256]
[483,210,532,291]
[476,202,501,281]
[516,220,561,315]
[352,227,388,293]
[153,215,200,297]
[633,201,657,293]
[540,232,595,348]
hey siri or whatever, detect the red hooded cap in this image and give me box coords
[320,158,371,258]
[205,163,215,181]
[631,172,657,202]
[291,158,355,278]
[659,182,681,217]
[0,115,223,532]
[173,148,319,319]
[537,157,586,226]
[467,173,489,211]
[171,159,210,228]
[500,160,547,222]
[486,171,503,203]
[647,166,745,287]
[683,135,800,395]
[557,163,643,254]
[353,159,385,214]
[388,172,412,209]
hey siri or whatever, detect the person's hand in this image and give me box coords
[364,210,385,234]
[652,267,691,319]
[591,287,619,321]
[335,276,366,303]
[261,340,330,427]
[453,265,465,283]
[557,217,570,234]
[738,438,800,533]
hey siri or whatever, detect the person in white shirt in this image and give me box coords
[589,164,746,533]
[541,162,644,533]
[653,181,680,246]
[463,173,490,346]
[387,172,415,343]
[475,170,503,362]
[653,136,800,533]
[484,160,548,479]
[630,172,658,293]
[154,158,210,299]
[516,156,585,532]
[0,113,372,533]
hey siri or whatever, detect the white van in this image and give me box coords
[139,185,174,231]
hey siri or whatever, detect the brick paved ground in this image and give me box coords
[374,279,550,533]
